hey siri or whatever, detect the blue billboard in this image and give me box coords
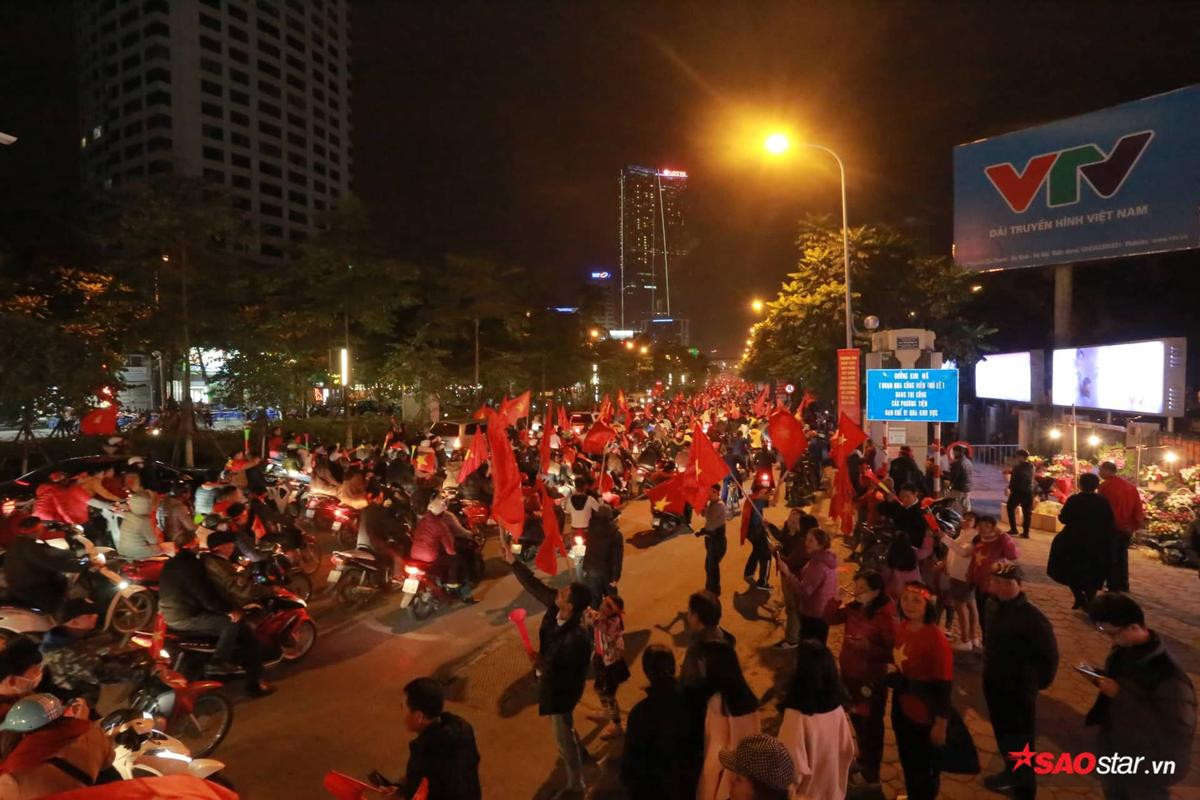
[954,85,1200,271]
[866,369,959,423]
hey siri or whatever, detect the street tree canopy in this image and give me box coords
[742,217,994,399]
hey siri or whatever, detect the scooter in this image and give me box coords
[331,504,361,549]
[397,550,479,620]
[0,530,156,638]
[153,586,317,681]
[121,626,235,759]
[101,709,231,785]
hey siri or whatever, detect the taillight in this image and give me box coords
[404,565,424,576]
[758,472,771,486]
[1,500,14,516]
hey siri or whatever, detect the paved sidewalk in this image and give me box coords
[579,484,1200,799]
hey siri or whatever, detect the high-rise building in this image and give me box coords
[585,267,619,331]
[75,0,352,259]
[618,165,688,329]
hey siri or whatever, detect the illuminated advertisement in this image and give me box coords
[1051,338,1186,415]
[974,351,1040,403]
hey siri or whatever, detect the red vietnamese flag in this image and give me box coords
[598,394,613,423]
[485,410,525,538]
[598,469,614,495]
[471,404,489,421]
[535,481,567,576]
[687,422,729,507]
[798,388,816,420]
[539,402,554,474]
[829,412,868,534]
[501,390,531,426]
[767,408,806,470]
[740,495,755,545]
[557,404,570,433]
[80,405,118,436]
[751,385,769,417]
[457,426,488,484]
[415,450,438,474]
[616,388,628,422]
[582,420,615,455]
[645,472,689,514]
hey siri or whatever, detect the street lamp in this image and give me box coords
[639,345,649,355]
[750,298,765,314]
[624,341,635,351]
[1047,428,1062,440]
[764,132,853,349]
[589,328,600,340]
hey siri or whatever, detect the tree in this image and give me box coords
[742,217,994,399]
[0,268,128,467]
[91,175,252,465]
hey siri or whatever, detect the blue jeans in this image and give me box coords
[550,712,584,791]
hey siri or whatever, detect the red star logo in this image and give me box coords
[1008,743,1037,771]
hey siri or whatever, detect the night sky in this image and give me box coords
[4,1,1200,356]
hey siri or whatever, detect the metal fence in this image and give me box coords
[967,444,1020,467]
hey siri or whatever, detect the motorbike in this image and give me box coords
[302,492,341,530]
[0,528,156,638]
[397,536,483,620]
[152,585,317,681]
[241,544,314,602]
[446,490,491,535]
[119,629,235,759]
[783,461,817,508]
[330,504,362,549]
[100,709,231,785]
[328,547,397,611]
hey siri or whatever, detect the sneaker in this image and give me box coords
[772,640,798,650]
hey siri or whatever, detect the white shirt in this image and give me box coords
[567,494,600,530]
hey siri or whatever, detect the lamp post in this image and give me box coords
[764,134,853,349]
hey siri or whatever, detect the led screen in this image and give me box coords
[1052,341,1165,413]
[974,352,1032,402]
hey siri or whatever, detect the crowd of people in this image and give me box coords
[0,386,1196,800]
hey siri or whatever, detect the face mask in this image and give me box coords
[0,672,40,696]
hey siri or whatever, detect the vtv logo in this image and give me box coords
[984,131,1154,213]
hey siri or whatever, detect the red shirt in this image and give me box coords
[894,623,953,724]
[968,533,1019,588]
[1098,475,1145,534]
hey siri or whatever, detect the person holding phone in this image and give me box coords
[1084,593,1195,800]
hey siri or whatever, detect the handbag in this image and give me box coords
[934,706,981,775]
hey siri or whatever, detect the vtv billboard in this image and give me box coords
[954,85,1200,271]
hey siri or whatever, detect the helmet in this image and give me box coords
[934,506,963,533]
[1,694,63,732]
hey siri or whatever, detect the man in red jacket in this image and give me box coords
[1097,462,1145,593]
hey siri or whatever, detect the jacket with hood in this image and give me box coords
[401,711,481,800]
[1086,631,1195,790]
[982,592,1058,696]
[782,548,838,618]
[116,491,160,560]
[566,493,600,530]
[510,560,592,715]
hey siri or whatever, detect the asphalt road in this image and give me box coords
[211,494,717,799]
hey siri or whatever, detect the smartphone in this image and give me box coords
[1074,663,1104,680]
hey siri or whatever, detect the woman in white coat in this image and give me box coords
[777,640,856,799]
[694,641,760,800]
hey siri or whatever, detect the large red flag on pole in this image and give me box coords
[687,422,730,507]
[80,405,118,436]
[456,426,489,484]
[500,390,531,426]
[582,420,616,455]
[485,410,524,538]
[829,412,868,534]
[535,481,567,575]
[539,402,554,474]
[645,472,689,514]
[751,385,769,417]
[766,409,806,470]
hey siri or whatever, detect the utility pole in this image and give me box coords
[344,312,352,448]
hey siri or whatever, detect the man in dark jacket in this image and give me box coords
[621,645,692,800]
[580,505,623,607]
[159,529,272,695]
[373,677,481,800]
[878,484,932,553]
[946,445,974,512]
[888,446,923,496]
[502,544,592,798]
[4,522,94,614]
[1006,449,1035,538]
[982,562,1059,799]
[1086,592,1195,800]
[679,591,737,691]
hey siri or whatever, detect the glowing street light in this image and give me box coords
[623,341,634,351]
[1047,428,1062,440]
[750,298,765,314]
[1165,451,1179,464]
[1087,434,1101,447]
[764,132,790,155]
[639,345,649,355]
[589,328,600,339]
[762,132,852,349]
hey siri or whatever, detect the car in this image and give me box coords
[569,412,597,434]
[426,419,487,459]
[0,456,218,504]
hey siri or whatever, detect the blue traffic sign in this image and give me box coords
[866,369,959,423]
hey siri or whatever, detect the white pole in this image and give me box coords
[803,144,852,349]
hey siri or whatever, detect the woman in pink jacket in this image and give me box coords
[778,527,839,644]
